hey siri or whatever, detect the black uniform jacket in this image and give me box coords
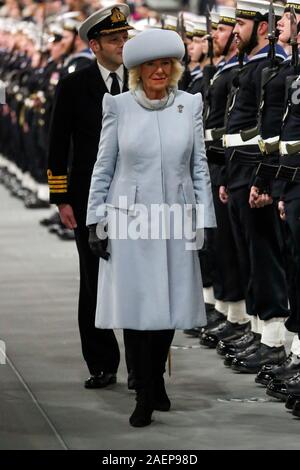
[47,60,127,212]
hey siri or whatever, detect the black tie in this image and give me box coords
[110,72,121,95]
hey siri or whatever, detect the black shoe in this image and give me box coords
[285,394,300,410]
[292,400,300,418]
[153,378,171,412]
[286,371,300,395]
[224,341,260,367]
[57,227,75,240]
[184,327,202,337]
[200,310,227,336]
[8,176,21,197]
[200,321,251,349]
[267,372,300,401]
[40,212,61,227]
[24,194,50,208]
[231,343,286,374]
[217,331,260,356]
[129,391,154,427]
[0,167,8,183]
[266,378,289,400]
[15,188,31,199]
[84,372,117,389]
[205,303,215,314]
[255,353,300,386]
[49,223,63,234]
[206,309,227,329]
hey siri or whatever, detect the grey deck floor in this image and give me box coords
[0,184,299,451]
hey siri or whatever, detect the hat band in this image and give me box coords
[87,20,131,40]
[284,3,300,14]
[236,9,267,21]
[98,25,133,35]
[211,21,219,29]
[219,16,236,26]
[164,25,177,32]
[193,29,207,36]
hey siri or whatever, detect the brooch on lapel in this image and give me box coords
[177,105,184,113]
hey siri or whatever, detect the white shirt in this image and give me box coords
[97,62,124,93]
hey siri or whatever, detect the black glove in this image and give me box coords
[88,224,110,261]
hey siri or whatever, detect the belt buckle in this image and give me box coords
[258,138,266,155]
[222,135,227,148]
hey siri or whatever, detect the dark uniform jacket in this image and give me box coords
[204,56,239,186]
[280,63,300,201]
[186,67,204,95]
[225,44,286,189]
[47,60,127,216]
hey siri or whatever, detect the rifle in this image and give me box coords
[290,6,299,71]
[206,6,214,66]
[267,0,276,66]
[201,7,217,111]
[241,1,279,141]
[176,12,190,90]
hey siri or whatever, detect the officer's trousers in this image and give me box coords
[228,186,289,320]
[73,209,120,375]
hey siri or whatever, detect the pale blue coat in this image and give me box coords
[87,90,216,330]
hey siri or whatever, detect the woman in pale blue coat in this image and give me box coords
[86,28,216,427]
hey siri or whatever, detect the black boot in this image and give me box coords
[183,327,202,338]
[206,309,227,328]
[231,343,286,374]
[266,372,300,401]
[223,340,260,367]
[129,389,154,427]
[292,400,300,417]
[217,332,260,356]
[285,394,300,410]
[200,311,227,337]
[186,312,226,339]
[200,321,251,349]
[153,377,171,411]
[255,353,300,386]
[151,330,174,411]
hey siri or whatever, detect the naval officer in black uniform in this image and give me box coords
[47,4,133,389]
[257,3,300,409]
[222,0,289,374]
[200,6,251,351]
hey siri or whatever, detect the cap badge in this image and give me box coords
[111,7,126,23]
[177,105,184,113]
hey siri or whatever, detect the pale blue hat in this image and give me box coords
[123,29,185,69]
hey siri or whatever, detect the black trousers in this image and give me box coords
[198,230,214,288]
[73,208,120,375]
[123,330,175,390]
[284,198,300,336]
[228,187,289,320]
[210,185,245,302]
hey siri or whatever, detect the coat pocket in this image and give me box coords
[106,181,137,211]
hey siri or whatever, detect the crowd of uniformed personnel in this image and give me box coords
[1,0,300,420]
